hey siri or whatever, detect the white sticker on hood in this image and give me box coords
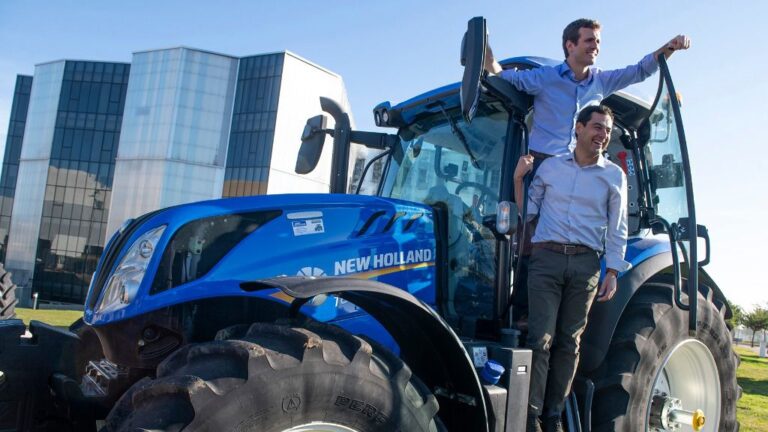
[292,218,325,236]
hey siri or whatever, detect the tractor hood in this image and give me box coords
[84,194,437,325]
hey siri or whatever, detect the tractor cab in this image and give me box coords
[379,98,510,335]
[314,17,709,343]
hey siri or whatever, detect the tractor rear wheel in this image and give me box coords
[589,281,739,431]
[0,264,17,319]
[104,320,442,432]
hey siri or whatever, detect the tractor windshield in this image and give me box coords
[381,100,509,331]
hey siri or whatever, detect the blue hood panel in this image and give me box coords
[85,194,437,325]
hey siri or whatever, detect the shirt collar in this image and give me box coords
[558,62,594,84]
[565,151,607,168]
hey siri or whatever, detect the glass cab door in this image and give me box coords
[642,54,701,331]
[381,102,510,336]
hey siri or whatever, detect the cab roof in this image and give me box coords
[385,56,652,131]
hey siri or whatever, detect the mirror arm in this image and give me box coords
[349,131,399,150]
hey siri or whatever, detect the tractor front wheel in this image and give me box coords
[104,320,442,432]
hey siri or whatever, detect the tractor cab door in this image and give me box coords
[641,54,708,332]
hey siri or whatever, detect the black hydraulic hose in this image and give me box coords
[653,217,689,311]
[502,117,530,321]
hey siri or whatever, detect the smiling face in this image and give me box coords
[567,27,601,66]
[575,111,612,158]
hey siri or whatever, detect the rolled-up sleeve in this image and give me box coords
[605,171,631,272]
[526,169,545,221]
[499,68,545,95]
[599,53,659,96]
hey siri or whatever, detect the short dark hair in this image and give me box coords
[562,18,601,59]
[576,105,614,126]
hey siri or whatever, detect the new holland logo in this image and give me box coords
[334,248,434,276]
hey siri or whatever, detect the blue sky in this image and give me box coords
[1,1,766,309]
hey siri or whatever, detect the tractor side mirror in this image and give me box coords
[296,115,328,174]
[460,16,487,124]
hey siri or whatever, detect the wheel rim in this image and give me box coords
[647,339,721,431]
[282,422,360,432]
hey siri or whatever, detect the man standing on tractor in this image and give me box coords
[484,17,690,354]
[484,18,690,161]
[514,105,627,431]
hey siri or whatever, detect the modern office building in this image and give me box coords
[1,47,354,306]
[0,75,33,264]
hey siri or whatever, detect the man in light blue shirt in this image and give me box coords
[514,105,627,432]
[485,18,690,158]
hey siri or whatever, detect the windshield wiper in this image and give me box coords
[437,104,482,169]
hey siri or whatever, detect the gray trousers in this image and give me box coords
[526,247,601,415]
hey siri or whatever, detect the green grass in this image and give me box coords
[736,346,768,431]
[13,307,82,327]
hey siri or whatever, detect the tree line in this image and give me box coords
[728,300,768,348]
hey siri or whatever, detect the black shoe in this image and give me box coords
[527,413,543,432]
[542,415,563,432]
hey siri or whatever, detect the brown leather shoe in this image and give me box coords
[527,413,543,432]
[542,415,563,432]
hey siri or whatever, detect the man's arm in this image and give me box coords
[513,155,534,215]
[484,43,503,74]
[597,170,631,302]
[484,42,544,95]
[599,35,691,96]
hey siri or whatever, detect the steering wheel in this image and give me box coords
[455,182,499,208]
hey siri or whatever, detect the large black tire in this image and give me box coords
[0,264,17,319]
[104,320,442,432]
[589,281,739,431]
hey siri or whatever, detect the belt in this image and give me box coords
[529,150,553,161]
[533,241,594,255]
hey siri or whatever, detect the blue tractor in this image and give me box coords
[0,18,738,432]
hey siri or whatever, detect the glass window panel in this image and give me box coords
[60,145,72,160]
[75,164,86,188]
[79,221,90,239]
[53,186,64,204]
[63,187,75,206]
[110,83,122,102]
[66,164,77,185]
[39,218,52,241]
[70,82,81,99]
[72,129,83,150]
[97,224,106,244]
[87,85,99,112]
[71,200,83,221]
[81,204,92,221]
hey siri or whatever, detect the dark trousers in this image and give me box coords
[526,247,600,415]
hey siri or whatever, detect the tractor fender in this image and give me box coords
[244,276,489,432]
[580,252,673,373]
[580,250,732,373]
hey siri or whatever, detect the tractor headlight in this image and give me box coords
[96,225,166,313]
